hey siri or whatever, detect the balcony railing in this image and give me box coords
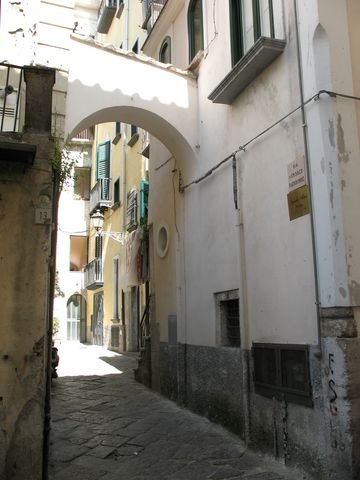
[90,178,112,214]
[0,63,25,133]
[142,0,168,34]
[84,258,103,290]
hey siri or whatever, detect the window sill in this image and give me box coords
[208,36,286,105]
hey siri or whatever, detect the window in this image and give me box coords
[96,141,110,181]
[140,180,149,224]
[230,0,275,65]
[215,290,240,347]
[96,141,111,200]
[74,167,90,200]
[253,343,312,406]
[208,0,285,104]
[70,236,88,271]
[220,298,240,347]
[113,177,120,206]
[126,187,137,231]
[188,0,204,62]
[159,36,171,64]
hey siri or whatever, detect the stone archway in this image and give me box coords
[65,36,199,173]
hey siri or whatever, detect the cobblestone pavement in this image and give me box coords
[48,342,311,480]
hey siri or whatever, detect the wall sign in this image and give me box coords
[35,207,52,224]
[287,185,310,221]
[288,157,306,191]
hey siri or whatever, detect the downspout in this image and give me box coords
[122,128,127,233]
[122,0,129,233]
[233,155,251,444]
[293,0,322,357]
[124,0,129,51]
[42,175,59,480]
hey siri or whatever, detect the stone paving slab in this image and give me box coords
[48,343,313,480]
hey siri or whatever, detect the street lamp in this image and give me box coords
[90,209,125,244]
[91,209,104,233]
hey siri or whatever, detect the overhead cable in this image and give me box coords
[180,89,360,192]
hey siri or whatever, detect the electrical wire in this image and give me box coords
[180,89,360,192]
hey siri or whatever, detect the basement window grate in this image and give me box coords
[253,343,312,407]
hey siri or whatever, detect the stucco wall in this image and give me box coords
[0,132,54,480]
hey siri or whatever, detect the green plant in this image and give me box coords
[52,317,60,336]
[50,136,78,192]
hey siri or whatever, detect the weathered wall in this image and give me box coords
[0,67,55,480]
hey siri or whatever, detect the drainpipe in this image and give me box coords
[42,176,59,480]
[233,156,251,445]
[124,0,129,50]
[122,0,129,231]
[122,127,127,233]
[293,0,322,357]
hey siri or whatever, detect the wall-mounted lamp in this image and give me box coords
[90,209,125,244]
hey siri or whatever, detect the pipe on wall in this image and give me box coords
[293,0,322,357]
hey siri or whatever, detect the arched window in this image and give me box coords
[188,0,203,62]
[66,294,85,341]
[159,36,171,64]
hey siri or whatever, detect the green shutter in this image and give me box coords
[96,141,110,180]
[140,180,149,224]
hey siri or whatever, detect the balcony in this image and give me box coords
[84,258,103,290]
[0,63,25,133]
[90,178,112,214]
[142,0,168,35]
[97,0,117,34]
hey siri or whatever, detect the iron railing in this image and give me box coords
[84,258,103,290]
[142,0,168,34]
[0,63,25,133]
[90,177,112,213]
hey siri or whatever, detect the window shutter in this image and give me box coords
[126,188,137,231]
[140,180,149,224]
[96,141,110,180]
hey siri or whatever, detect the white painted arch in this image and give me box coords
[65,36,199,166]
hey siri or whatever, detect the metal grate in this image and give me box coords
[0,63,24,132]
[220,298,240,347]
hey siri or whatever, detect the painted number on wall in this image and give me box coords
[35,208,52,224]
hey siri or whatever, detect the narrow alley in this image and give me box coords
[48,343,310,480]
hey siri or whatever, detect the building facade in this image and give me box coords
[1,0,360,479]
[137,2,360,479]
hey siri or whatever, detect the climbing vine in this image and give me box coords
[50,136,77,194]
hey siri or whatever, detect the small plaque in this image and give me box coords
[288,157,306,191]
[35,207,52,224]
[287,185,310,221]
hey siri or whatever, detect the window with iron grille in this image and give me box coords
[126,187,137,231]
[253,343,312,406]
[215,290,240,348]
